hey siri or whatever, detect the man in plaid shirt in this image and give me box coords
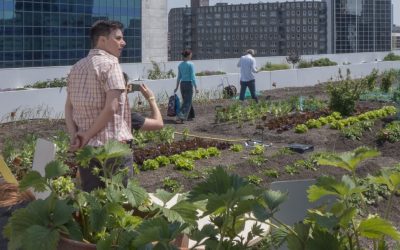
[65,20,133,191]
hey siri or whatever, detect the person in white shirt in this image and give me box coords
[237,49,258,102]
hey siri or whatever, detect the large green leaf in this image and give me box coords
[125,181,149,207]
[358,216,400,241]
[188,167,249,202]
[308,209,339,231]
[307,228,340,250]
[100,140,132,162]
[22,225,59,250]
[153,189,176,204]
[19,170,47,192]
[75,145,98,167]
[165,200,198,225]
[132,217,186,248]
[308,175,363,202]
[44,160,69,179]
[262,190,287,213]
[89,207,107,232]
[372,169,400,192]
[52,199,75,226]
[317,147,380,173]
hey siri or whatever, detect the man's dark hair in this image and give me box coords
[90,20,124,47]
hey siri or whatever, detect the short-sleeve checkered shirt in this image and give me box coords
[67,49,132,147]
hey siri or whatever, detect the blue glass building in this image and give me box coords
[0,0,141,68]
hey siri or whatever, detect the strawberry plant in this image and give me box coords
[248,155,267,167]
[284,165,299,175]
[377,121,400,143]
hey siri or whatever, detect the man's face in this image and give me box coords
[103,29,126,58]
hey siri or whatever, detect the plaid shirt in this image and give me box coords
[67,49,132,146]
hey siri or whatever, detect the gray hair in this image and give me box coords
[246,49,255,56]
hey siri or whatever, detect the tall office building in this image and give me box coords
[169,1,327,61]
[0,0,142,68]
[393,25,400,50]
[326,0,392,53]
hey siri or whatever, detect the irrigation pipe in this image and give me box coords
[174,131,248,143]
[174,131,286,150]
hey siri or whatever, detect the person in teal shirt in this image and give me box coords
[174,49,199,123]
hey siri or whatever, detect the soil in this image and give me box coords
[1,83,400,248]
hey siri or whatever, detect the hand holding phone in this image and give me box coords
[128,83,141,92]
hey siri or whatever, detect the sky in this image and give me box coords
[168,0,400,26]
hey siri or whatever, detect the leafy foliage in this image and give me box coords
[147,61,176,80]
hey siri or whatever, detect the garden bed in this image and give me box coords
[1,83,400,248]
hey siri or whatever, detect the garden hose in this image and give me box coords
[174,131,248,143]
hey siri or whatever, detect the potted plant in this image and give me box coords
[3,140,198,250]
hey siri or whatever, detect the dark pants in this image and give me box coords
[78,154,133,192]
[178,81,195,120]
[239,79,258,103]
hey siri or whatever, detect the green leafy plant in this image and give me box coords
[284,165,299,175]
[327,69,369,116]
[259,62,290,71]
[188,167,288,250]
[24,77,67,89]
[263,169,279,178]
[294,124,308,133]
[147,60,176,80]
[250,145,265,155]
[5,141,199,250]
[174,157,195,171]
[247,174,262,185]
[381,69,397,93]
[230,144,244,152]
[377,121,400,143]
[196,70,226,76]
[383,52,400,61]
[155,155,171,167]
[162,177,182,192]
[248,155,267,167]
[142,159,160,171]
[206,147,221,157]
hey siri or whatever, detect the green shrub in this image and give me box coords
[162,177,182,192]
[381,69,397,93]
[298,58,337,68]
[383,52,400,61]
[196,70,226,76]
[259,62,290,71]
[250,145,265,155]
[24,77,67,89]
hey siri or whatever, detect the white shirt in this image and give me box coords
[237,54,257,82]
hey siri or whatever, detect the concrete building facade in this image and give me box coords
[392,25,400,50]
[168,0,328,61]
[141,0,168,63]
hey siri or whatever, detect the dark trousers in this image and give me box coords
[78,154,133,192]
[239,79,258,102]
[178,81,195,120]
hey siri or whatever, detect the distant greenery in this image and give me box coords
[298,58,338,68]
[196,70,226,76]
[259,62,290,71]
[147,60,176,80]
[383,52,400,61]
[24,77,67,89]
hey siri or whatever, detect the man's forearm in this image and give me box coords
[65,98,77,137]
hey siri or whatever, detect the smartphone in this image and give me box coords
[128,83,141,92]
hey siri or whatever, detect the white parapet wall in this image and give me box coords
[0,60,400,123]
[1,51,399,89]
